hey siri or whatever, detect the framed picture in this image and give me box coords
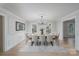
[16,21,25,31]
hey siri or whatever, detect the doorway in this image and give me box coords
[63,19,75,48]
[0,15,4,52]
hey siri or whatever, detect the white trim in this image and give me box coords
[2,16,5,52]
[0,15,5,52]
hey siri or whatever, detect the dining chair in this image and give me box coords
[53,33,59,46]
[25,33,30,43]
[31,35,38,46]
[47,34,53,46]
[39,35,46,45]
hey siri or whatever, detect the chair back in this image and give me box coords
[47,35,53,42]
[39,35,45,42]
[32,35,38,42]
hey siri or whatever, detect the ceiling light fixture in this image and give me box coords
[38,16,47,25]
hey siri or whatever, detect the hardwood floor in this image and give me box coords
[0,39,79,56]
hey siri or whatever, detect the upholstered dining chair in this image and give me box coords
[39,35,46,45]
[47,34,54,46]
[52,33,59,46]
[31,35,38,46]
[26,33,30,43]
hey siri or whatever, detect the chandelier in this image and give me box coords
[38,16,47,25]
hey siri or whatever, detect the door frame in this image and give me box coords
[0,15,5,52]
[63,18,75,48]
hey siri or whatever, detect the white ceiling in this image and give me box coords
[1,3,79,21]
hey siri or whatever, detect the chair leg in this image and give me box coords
[36,41,39,46]
[50,41,53,46]
[31,41,34,46]
[36,41,38,46]
[39,42,41,45]
[38,41,40,46]
[43,42,45,45]
[44,41,47,46]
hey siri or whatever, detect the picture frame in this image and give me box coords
[16,21,25,31]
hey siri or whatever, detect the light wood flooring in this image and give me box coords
[0,39,79,56]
